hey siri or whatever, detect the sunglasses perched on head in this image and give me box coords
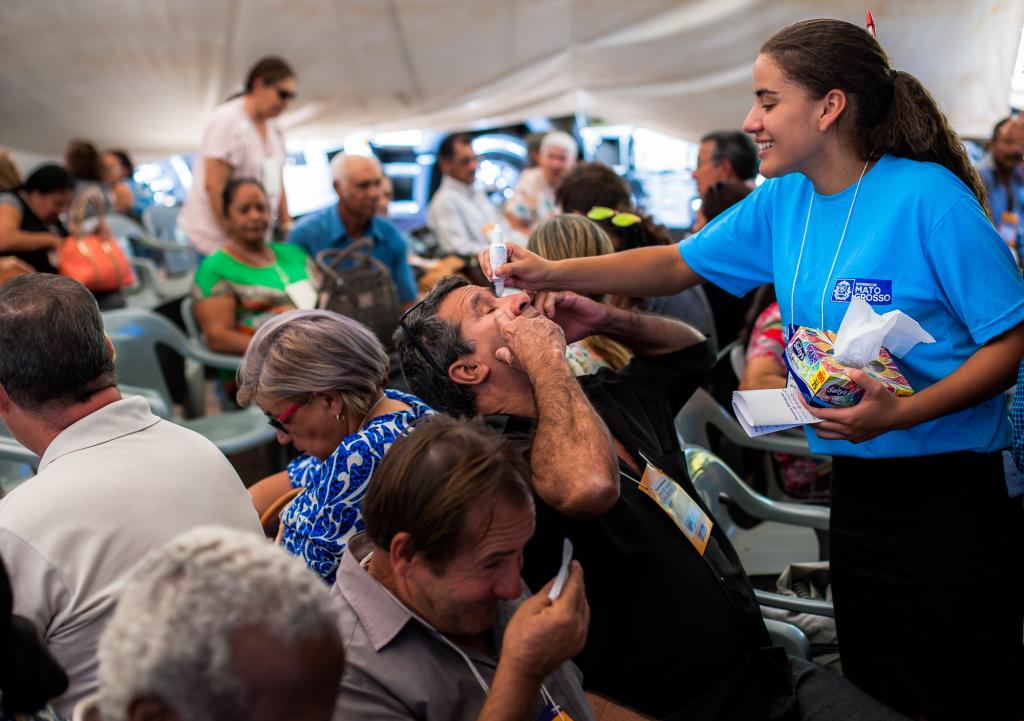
[275,87,296,102]
[398,299,448,377]
[586,206,641,227]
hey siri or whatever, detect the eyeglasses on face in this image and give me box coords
[398,299,449,377]
[265,399,302,432]
[275,86,296,102]
[586,206,641,228]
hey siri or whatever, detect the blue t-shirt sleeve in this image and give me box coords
[382,224,418,303]
[679,185,774,297]
[923,196,1024,345]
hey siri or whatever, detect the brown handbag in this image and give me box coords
[315,238,400,347]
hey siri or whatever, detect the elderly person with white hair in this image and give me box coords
[287,153,418,308]
[241,309,432,582]
[88,527,345,721]
[504,130,578,233]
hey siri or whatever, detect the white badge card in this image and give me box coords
[261,156,283,199]
[285,279,318,310]
[638,462,713,555]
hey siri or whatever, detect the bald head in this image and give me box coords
[330,154,384,219]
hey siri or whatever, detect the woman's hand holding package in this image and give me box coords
[804,367,909,442]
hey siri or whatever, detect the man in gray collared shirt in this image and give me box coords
[331,416,594,721]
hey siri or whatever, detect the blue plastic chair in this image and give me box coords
[102,308,276,455]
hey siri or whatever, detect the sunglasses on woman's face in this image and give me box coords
[265,400,302,432]
[275,86,296,102]
[586,206,641,227]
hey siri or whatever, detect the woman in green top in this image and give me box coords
[192,178,315,354]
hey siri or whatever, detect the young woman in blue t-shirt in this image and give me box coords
[482,18,1024,721]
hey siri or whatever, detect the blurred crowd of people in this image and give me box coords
[3,15,1024,721]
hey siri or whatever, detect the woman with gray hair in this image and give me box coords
[239,309,432,582]
[93,526,344,721]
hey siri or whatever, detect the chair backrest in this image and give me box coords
[763,618,813,660]
[729,342,746,382]
[106,213,148,243]
[260,487,301,539]
[102,308,193,410]
[676,387,816,458]
[0,423,39,494]
[675,387,725,450]
[142,204,195,275]
[142,204,181,241]
[126,258,162,309]
[683,443,830,533]
[682,443,735,533]
[179,294,201,340]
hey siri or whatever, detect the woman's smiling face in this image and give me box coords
[741,53,828,180]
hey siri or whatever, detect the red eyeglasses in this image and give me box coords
[266,401,302,432]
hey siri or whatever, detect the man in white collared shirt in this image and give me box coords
[427,134,510,257]
[0,274,262,715]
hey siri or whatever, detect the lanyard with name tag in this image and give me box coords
[623,456,714,556]
[271,263,318,309]
[536,701,574,721]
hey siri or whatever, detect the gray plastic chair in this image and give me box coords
[126,258,164,309]
[102,308,276,455]
[729,341,747,382]
[107,213,190,257]
[106,214,193,299]
[176,294,214,415]
[119,384,173,420]
[0,433,38,497]
[676,387,825,458]
[141,205,196,276]
[763,618,813,660]
[682,443,834,620]
[179,294,202,340]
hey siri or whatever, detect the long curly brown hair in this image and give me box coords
[762,19,988,215]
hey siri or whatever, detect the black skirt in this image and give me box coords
[830,451,1023,721]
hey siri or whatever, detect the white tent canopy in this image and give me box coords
[2,0,1021,161]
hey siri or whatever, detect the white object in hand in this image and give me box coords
[732,387,822,437]
[487,225,521,297]
[833,296,935,367]
[488,225,507,297]
[548,538,574,601]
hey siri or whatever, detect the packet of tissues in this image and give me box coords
[785,297,935,407]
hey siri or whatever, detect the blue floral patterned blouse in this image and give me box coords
[281,388,432,582]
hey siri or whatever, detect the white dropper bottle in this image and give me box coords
[488,225,508,297]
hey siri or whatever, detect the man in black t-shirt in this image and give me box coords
[396,276,906,721]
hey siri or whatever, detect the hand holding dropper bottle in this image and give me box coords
[487,225,520,297]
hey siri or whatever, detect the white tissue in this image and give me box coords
[832,297,935,367]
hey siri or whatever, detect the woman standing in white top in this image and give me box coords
[178,57,296,256]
